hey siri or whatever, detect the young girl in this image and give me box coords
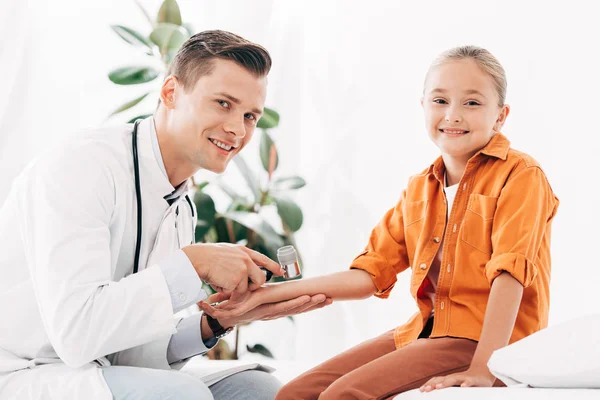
[200,46,560,399]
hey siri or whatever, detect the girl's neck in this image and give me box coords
[442,154,468,187]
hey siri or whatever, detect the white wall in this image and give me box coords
[1,0,598,366]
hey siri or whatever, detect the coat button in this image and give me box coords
[433,237,440,243]
[419,263,427,270]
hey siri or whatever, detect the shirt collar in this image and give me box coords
[147,117,190,200]
[135,117,179,198]
[429,132,511,182]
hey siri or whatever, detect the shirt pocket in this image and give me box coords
[404,200,428,260]
[404,200,428,227]
[461,194,498,254]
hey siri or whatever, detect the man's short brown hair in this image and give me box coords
[168,30,272,91]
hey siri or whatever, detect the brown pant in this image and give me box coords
[276,329,485,400]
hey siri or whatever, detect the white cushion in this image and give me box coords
[394,387,600,399]
[487,313,600,388]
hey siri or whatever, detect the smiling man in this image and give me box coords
[0,30,330,400]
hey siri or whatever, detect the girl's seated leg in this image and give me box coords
[276,332,478,400]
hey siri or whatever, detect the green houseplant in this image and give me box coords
[108,0,306,360]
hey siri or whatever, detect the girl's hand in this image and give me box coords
[199,285,276,319]
[419,366,496,392]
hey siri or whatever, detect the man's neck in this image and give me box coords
[153,111,196,188]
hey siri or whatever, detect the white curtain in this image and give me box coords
[1,0,599,366]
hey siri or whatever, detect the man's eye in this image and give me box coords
[433,99,447,104]
[245,114,256,121]
[218,100,230,108]
[465,101,481,106]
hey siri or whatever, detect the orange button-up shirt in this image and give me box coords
[351,133,559,349]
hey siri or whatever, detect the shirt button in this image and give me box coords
[419,263,427,270]
[447,264,451,273]
[433,237,441,243]
[179,293,187,302]
[440,301,445,310]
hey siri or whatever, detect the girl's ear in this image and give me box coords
[494,104,511,132]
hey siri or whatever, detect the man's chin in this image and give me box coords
[203,162,229,174]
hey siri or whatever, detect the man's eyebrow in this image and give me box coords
[216,92,263,114]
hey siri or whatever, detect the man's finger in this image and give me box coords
[240,247,284,276]
[206,292,230,304]
[245,261,266,289]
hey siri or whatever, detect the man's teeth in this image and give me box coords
[210,139,233,151]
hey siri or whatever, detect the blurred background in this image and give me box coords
[1,0,598,373]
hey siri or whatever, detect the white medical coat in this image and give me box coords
[0,117,197,399]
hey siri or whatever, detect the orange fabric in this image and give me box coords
[350,133,559,349]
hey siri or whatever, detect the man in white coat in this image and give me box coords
[0,30,330,399]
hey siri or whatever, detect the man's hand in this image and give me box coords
[200,293,333,328]
[419,365,496,392]
[182,243,284,294]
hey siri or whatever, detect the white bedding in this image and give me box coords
[394,387,600,399]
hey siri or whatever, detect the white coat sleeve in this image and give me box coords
[17,144,177,368]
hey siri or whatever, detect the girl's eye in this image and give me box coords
[244,113,256,121]
[465,101,481,106]
[218,100,230,108]
[433,98,447,104]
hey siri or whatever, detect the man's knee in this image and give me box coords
[102,366,213,400]
[211,370,282,400]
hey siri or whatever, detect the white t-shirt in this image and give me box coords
[424,174,458,315]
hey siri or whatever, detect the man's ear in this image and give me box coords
[494,104,511,132]
[160,76,178,109]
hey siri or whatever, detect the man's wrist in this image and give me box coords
[202,313,234,339]
[182,246,206,280]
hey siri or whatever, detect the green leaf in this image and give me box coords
[223,211,284,249]
[257,107,280,129]
[109,93,149,116]
[272,176,306,191]
[246,344,274,358]
[157,0,182,26]
[196,181,210,191]
[216,179,242,200]
[108,66,160,85]
[259,131,279,173]
[274,197,303,232]
[232,156,261,202]
[182,22,195,36]
[150,23,188,57]
[110,25,154,53]
[127,114,153,123]
[194,191,216,240]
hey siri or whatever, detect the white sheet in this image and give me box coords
[394,387,600,399]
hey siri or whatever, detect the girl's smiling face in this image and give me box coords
[422,58,510,163]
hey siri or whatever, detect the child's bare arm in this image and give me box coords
[199,269,377,319]
[420,271,524,391]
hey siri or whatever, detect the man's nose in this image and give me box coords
[223,116,246,138]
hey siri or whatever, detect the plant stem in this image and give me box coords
[234,326,240,359]
[133,0,155,29]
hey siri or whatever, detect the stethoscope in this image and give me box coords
[131,120,195,274]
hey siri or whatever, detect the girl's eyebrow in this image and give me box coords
[430,88,487,98]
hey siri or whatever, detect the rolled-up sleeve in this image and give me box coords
[485,166,559,287]
[351,191,410,298]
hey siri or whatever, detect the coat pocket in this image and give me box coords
[461,194,498,254]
